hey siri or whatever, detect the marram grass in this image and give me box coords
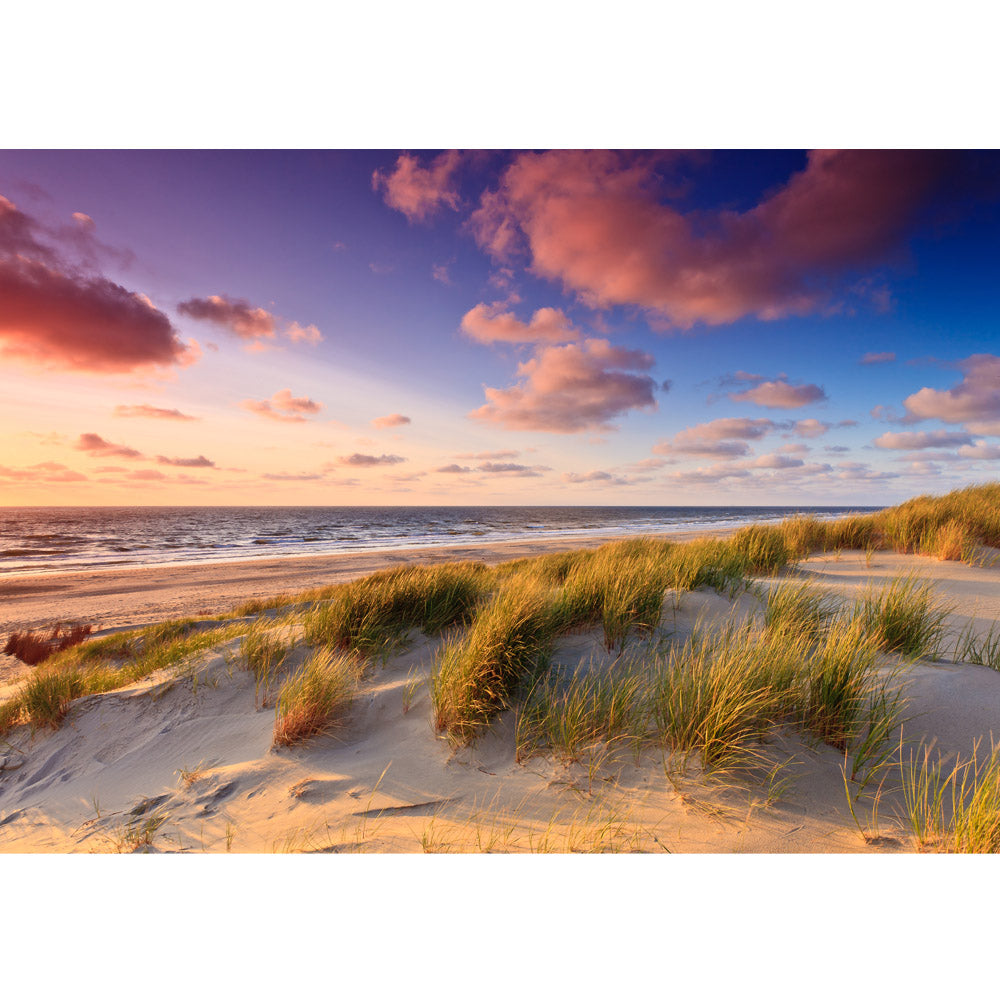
[6,481,997,744]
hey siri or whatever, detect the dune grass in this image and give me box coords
[7,481,994,751]
[431,580,558,745]
[272,647,363,746]
[302,561,490,658]
[763,579,840,639]
[952,620,1000,671]
[0,620,249,735]
[773,482,1000,564]
[240,618,293,708]
[900,742,1000,852]
[2,623,94,666]
[515,661,647,763]
[851,576,951,658]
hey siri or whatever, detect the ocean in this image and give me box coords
[0,505,882,577]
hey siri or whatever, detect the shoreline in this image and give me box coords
[0,526,733,635]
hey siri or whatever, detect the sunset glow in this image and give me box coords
[1,149,997,506]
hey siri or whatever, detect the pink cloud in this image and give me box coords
[241,389,324,423]
[477,462,550,477]
[561,470,635,485]
[285,322,323,345]
[114,404,198,421]
[127,469,167,481]
[435,464,472,474]
[338,453,406,467]
[729,379,827,409]
[156,454,216,468]
[669,463,752,485]
[74,433,142,459]
[653,417,775,457]
[902,354,1000,426]
[178,295,322,347]
[432,263,452,285]
[794,418,831,437]
[860,351,897,364]
[0,255,191,374]
[959,441,1000,460]
[460,302,581,345]
[750,453,805,469]
[836,461,900,481]
[874,429,974,449]
[372,413,411,429]
[454,449,520,460]
[177,294,275,340]
[469,338,658,433]
[262,471,328,481]
[470,150,949,327]
[372,151,463,223]
[0,462,87,483]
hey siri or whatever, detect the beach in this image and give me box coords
[0,528,735,636]
[2,518,1000,853]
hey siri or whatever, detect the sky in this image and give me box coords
[1,148,999,507]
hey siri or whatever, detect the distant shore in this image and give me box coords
[0,527,733,635]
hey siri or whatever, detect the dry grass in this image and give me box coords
[272,647,363,746]
[3,623,93,666]
[851,576,951,658]
[900,741,1000,852]
[431,580,557,745]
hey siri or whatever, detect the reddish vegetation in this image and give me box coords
[3,624,93,666]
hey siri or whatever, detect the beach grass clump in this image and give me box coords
[303,562,489,658]
[900,742,1000,852]
[431,581,558,745]
[727,524,792,575]
[0,697,22,736]
[647,624,806,770]
[661,539,748,596]
[231,594,296,617]
[272,647,363,747]
[498,549,595,586]
[3,623,93,666]
[553,539,672,650]
[779,516,833,559]
[851,576,951,658]
[240,619,292,707]
[764,579,839,639]
[515,661,647,762]
[19,666,86,730]
[953,620,1000,670]
[0,619,251,735]
[801,620,881,750]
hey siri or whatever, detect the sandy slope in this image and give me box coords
[2,549,1000,853]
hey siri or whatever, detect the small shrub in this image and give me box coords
[3,623,93,666]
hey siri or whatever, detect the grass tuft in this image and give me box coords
[515,661,647,763]
[851,576,951,658]
[272,647,362,746]
[763,579,839,639]
[431,581,557,745]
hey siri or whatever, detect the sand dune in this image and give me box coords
[3,546,1000,853]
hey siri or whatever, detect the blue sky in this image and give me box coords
[1,148,998,505]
